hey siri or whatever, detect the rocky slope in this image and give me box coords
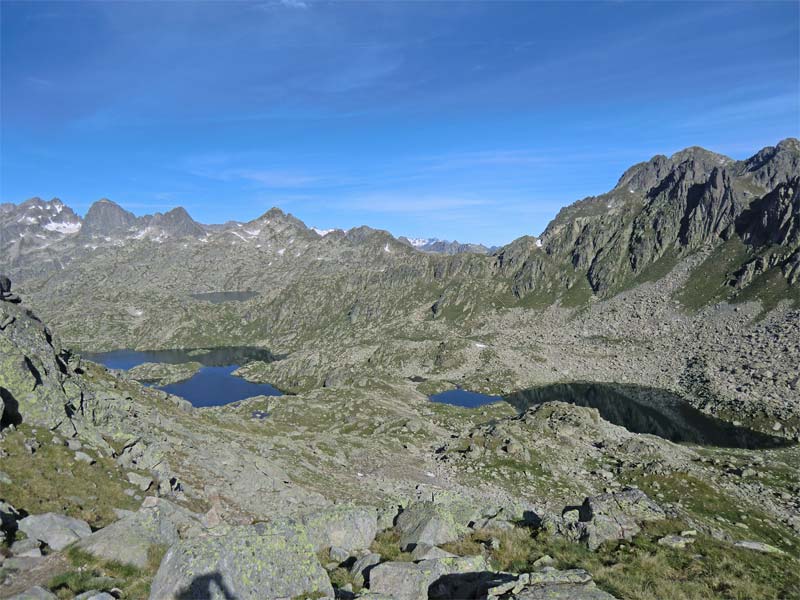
[1,282,798,599]
[2,139,797,439]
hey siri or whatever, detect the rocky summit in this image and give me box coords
[1,140,799,600]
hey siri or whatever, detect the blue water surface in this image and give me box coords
[429,388,503,408]
[85,348,281,408]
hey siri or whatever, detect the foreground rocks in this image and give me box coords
[17,513,92,551]
[77,496,202,568]
[148,520,334,600]
[549,488,666,550]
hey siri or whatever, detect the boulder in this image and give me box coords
[300,503,378,552]
[74,593,116,600]
[734,540,786,554]
[126,471,153,492]
[148,521,333,600]
[395,501,473,550]
[480,569,618,599]
[657,535,694,549]
[7,587,58,600]
[77,497,202,568]
[369,555,487,600]
[550,488,665,550]
[10,537,42,557]
[17,513,92,551]
[350,552,382,587]
[410,543,457,560]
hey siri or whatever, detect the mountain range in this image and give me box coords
[0,139,798,428]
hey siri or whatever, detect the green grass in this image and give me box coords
[370,529,413,562]
[673,239,750,310]
[732,265,800,314]
[0,424,139,529]
[624,471,797,556]
[443,521,800,600]
[48,545,166,599]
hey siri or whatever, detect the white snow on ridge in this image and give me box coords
[43,221,81,234]
[535,238,543,248]
[406,237,437,247]
[312,227,334,236]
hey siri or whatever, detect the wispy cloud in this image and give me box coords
[280,0,308,8]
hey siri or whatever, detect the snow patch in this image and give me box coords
[312,227,334,236]
[43,221,81,234]
[474,343,487,349]
[535,238,543,248]
[277,248,285,255]
[383,243,391,253]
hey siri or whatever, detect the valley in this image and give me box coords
[1,139,799,599]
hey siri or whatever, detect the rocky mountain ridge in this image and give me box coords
[0,139,798,437]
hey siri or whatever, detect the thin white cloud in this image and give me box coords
[279,0,308,9]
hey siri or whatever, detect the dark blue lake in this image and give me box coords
[429,383,791,449]
[85,348,281,408]
[429,388,503,408]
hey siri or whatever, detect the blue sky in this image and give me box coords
[1,1,798,245]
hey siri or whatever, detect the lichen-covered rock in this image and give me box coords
[148,521,333,600]
[369,555,487,600]
[350,552,382,587]
[300,503,378,552]
[17,512,92,551]
[549,488,665,550]
[395,501,475,550]
[77,497,202,568]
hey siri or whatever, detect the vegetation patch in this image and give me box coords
[0,424,138,529]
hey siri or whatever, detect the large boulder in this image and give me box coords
[552,488,665,550]
[77,497,203,568]
[7,587,58,600]
[369,555,487,600]
[395,501,474,551]
[300,503,378,552]
[17,513,92,551]
[148,521,333,600]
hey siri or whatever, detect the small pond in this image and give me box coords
[430,388,503,408]
[85,347,281,408]
[430,382,790,449]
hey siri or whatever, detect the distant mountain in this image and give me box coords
[0,197,82,262]
[398,236,495,254]
[1,138,798,354]
[81,199,206,241]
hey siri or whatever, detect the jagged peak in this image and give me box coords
[776,137,800,152]
[668,145,733,166]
